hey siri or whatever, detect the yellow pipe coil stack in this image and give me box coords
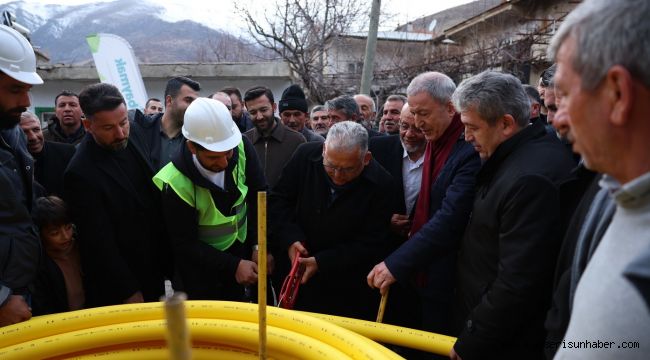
[0,301,457,359]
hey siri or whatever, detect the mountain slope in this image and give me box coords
[1,0,268,64]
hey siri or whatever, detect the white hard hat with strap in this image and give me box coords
[182,97,242,152]
[0,24,43,85]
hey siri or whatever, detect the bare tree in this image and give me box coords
[237,0,369,103]
[194,33,276,63]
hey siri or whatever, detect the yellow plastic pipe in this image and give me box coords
[301,311,457,355]
[0,319,349,360]
[71,345,260,360]
[0,300,458,357]
[0,302,401,359]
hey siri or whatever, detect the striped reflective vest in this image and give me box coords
[153,141,248,251]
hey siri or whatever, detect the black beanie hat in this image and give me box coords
[279,84,308,114]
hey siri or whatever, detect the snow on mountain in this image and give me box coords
[0,0,265,64]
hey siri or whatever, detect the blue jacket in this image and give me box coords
[384,136,480,302]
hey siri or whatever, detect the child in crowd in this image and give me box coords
[31,196,84,314]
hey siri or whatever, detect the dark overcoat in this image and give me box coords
[269,142,394,320]
[64,134,172,307]
[34,140,75,197]
[369,134,406,214]
[453,122,575,359]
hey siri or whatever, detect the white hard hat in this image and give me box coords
[182,97,242,152]
[0,25,43,85]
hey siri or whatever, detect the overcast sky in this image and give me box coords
[2,0,475,33]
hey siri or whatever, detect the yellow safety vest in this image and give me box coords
[153,141,248,251]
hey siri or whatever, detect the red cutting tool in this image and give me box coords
[278,248,306,309]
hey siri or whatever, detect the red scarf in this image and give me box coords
[410,113,463,236]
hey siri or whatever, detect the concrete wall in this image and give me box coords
[326,36,427,76]
[30,62,294,122]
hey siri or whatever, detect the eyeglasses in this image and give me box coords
[399,123,422,134]
[322,156,362,175]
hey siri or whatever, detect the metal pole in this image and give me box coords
[163,292,192,360]
[257,191,268,359]
[360,0,381,95]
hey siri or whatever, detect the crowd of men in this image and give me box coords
[1,0,648,359]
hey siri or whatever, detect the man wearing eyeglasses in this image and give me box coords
[269,121,394,320]
[369,103,426,239]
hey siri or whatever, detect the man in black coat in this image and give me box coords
[64,83,172,307]
[19,112,75,197]
[449,71,575,360]
[0,25,43,326]
[269,121,394,320]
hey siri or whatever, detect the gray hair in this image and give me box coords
[548,0,650,90]
[452,70,531,127]
[385,94,407,105]
[310,105,326,117]
[406,72,456,104]
[354,94,376,112]
[324,121,368,155]
[325,95,361,120]
[20,111,39,122]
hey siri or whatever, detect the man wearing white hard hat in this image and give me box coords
[0,24,44,327]
[154,98,267,301]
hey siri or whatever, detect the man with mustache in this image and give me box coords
[353,94,377,131]
[279,84,323,143]
[243,86,305,188]
[310,105,329,138]
[369,103,426,240]
[43,90,86,145]
[64,83,172,307]
[327,95,382,138]
[0,24,43,327]
[19,112,75,197]
[380,95,407,135]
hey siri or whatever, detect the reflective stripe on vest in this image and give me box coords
[153,141,248,251]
